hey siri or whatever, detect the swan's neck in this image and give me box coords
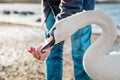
[51,11,117,61]
[83,12,117,62]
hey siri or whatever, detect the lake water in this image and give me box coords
[0,3,119,27]
[95,3,120,26]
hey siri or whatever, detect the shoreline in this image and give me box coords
[96,1,120,3]
[0,1,120,3]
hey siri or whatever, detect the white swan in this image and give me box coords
[49,11,119,80]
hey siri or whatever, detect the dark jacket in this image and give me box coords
[41,0,60,26]
[41,0,95,26]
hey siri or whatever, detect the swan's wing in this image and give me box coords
[105,51,120,67]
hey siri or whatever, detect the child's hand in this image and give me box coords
[28,35,54,61]
[28,44,53,61]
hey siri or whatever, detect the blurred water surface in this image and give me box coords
[0,3,119,26]
[95,3,120,26]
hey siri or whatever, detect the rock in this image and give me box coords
[36,18,41,22]
[19,11,28,16]
[27,11,35,15]
[13,11,19,14]
[3,10,11,15]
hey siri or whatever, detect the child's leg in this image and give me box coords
[71,25,92,80]
[45,11,64,80]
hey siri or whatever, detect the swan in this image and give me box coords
[48,11,118,80]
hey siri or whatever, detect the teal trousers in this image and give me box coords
[45,11,92,80]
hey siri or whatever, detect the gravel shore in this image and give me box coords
[0,23,75,80]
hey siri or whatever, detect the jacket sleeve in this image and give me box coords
[47,0,60,16]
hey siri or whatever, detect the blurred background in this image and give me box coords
[0,0,41,3]
[0,0,119,3]
[0,0,119,80]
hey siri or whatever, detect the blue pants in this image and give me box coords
[45,11,92,80]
